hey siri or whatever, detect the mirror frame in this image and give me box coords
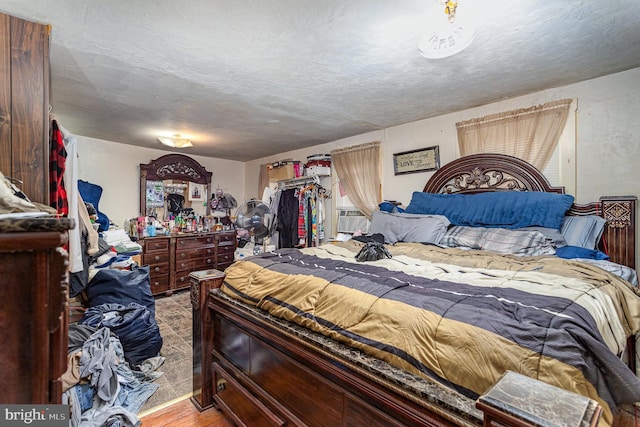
[140,154,212,216]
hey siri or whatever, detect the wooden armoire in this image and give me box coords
[0,12,70,404]
[0,11,50,204]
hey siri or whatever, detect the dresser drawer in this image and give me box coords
[149,262,170,276]
[149,274,170,294]
[216,232,236,245]
[216,250,234,266]
[144,238,170,252]
[176,257,215,272]
[174,270,191,289]
[177,235,216,249]
[176,246,215,261]
[190,257,216,271]
[143,251,170,264]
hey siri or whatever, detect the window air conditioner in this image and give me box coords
[336,209,370,234]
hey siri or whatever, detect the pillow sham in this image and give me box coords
[370,211,450,244]
[524,226,567,248]
[440,226,556,256]
[404,191,574,230]
[560,215,607,249]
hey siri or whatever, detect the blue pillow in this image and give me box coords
[556,245,610,260]
[378,201,405,213]
[404,191,574,230]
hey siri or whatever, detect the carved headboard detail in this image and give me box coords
[422,154,636,270]
[423,153,564,194]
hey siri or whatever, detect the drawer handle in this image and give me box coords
[206,259,213,264]
[216,379,226,392]
[154,267,160,273]
[154,255,161,261]
[181,263,187,268]
[207,249,213,254]
[153,281,160,287]
[179,277,185,282]
[206,238,213,243]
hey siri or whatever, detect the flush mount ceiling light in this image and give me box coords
[157,134,193,148]
[418,0,475,59]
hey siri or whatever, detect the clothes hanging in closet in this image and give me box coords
[277,188,299,249]
[268,179,326,249]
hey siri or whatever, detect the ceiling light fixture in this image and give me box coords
[157,134,193,148]
[418,0,475,59]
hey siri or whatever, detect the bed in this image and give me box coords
[191,153,639,427]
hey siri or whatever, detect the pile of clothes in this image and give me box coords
[63,262,164,426]
[63,324,163,426]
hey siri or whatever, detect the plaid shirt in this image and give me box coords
[49,120,69,215]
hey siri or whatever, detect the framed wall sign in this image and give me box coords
[393,145,440,175]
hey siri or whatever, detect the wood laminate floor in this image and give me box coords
[140,397,233,427]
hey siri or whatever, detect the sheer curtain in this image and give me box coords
[456,99,572,171]
[331,141,381,219]
[258,163,269,199]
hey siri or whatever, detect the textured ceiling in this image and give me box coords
[1,0,639,161]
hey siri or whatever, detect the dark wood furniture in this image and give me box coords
[0,218,74,404]
[0,12,51,205]
[139,153,235,296]
[141,231,236,296]
[476,371,602,427]
[193,154,637,427]
[189,269,226,411]
[139,153,213,216]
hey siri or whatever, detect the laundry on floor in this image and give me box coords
[64,229,164,426]
[63,324,163,427]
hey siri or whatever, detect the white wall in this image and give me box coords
[70,68,639,258]
[246,68,639,255]
[76,136,245,229]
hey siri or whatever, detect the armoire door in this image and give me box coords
[0,12,50,204]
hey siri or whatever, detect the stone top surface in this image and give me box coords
[0,216,75,233]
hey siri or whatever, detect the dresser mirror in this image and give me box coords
[140,154,212,219]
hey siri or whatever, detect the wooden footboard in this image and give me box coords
[204,293,481,426]
[192,275,639,427]
[191,271,483,426]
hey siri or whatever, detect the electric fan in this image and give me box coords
[234,199,272,256]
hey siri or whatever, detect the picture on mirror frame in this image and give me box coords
[146,180,164,207]
[189,182,205,201]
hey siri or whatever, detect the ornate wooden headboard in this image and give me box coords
[422,153,637,270]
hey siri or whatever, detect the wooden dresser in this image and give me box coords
[141,230,236,296]
[0,217,74,404]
